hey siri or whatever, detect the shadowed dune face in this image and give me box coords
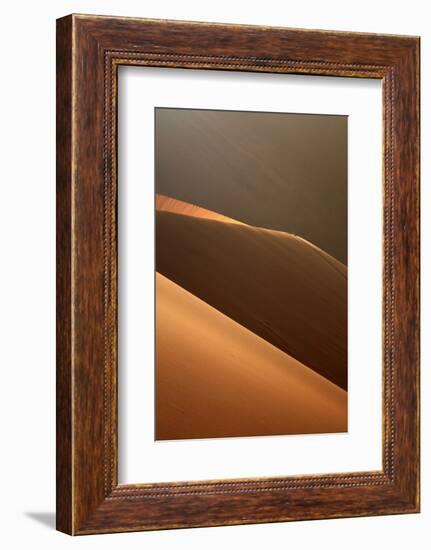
[156,208,347,390]
[156,273,347,440]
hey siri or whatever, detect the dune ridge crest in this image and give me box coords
[156,193,244,225]
[157,194,346,273]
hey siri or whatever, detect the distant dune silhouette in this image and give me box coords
[156,273,347,440]
[156,196,347,391]
[156,108,347,263]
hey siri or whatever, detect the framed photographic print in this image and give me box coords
[56,14,420,535]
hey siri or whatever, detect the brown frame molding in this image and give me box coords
[56,14,420,535]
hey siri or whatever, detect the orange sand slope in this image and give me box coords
[156,207,347,390]
[156,193,243,225]
[156,273,347,441]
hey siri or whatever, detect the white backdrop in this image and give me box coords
[0,1,428,549]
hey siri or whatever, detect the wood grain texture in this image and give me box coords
[56,16,73,535]
[56,14,420,535]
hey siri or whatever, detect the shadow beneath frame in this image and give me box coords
[25,511,56,530]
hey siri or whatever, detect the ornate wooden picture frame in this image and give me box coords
[56,14,420,535]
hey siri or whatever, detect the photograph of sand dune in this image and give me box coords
[155,107,348,441]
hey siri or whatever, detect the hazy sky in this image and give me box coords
[155,108,347,264]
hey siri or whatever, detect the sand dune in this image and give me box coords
[156,193,243,225]
[156,273,347,440]
[156,209,347,389]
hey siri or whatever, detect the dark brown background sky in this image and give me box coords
[155,108,347,264]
